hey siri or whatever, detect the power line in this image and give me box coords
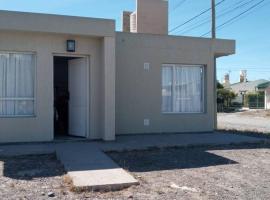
[216,0,247,13]
[200,0,266,37]
[218,68,270,71]
[174,0,248,34]
[214,0,270,33]
[219,68,270,70]
[169,0,226,33]
[217,67,270,72]
[176,0,256,35]
[171,0,188,12]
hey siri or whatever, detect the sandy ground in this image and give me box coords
[218,110,270,133]
[1,143,270,200]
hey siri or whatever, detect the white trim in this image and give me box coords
[0,115,35,118]
[0,98,34,100]
[52,53,90,139]
[0,51,36,55]
[162,112,205,114]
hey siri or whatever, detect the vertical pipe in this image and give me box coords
[212,0,217,129]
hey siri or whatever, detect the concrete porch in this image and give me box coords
[0,132,267,191]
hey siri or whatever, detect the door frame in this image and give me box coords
[52,53,90,138]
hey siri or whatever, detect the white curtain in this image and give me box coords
[162,64,203,113]
[0,53,35,116]
[162,66,173,112]
[174,65,202,113]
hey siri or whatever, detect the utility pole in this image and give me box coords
[211,0,216,38]
[212,0,217,129]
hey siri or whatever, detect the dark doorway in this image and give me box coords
[54,55,88,139]
[53,56,70,137]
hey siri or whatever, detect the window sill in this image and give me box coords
[0,115,36,118]
[162,112,205,115]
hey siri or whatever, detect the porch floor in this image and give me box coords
[0,132,267,191]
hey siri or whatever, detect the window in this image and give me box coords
[0,53,35,117]
[162,64,204,113]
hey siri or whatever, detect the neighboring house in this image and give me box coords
[257,82,270,110]
[0,0,235,143]
[230,79,269,105]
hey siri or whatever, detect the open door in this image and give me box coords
[68,58,87,137]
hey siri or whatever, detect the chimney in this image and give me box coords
[122,11,132,32]
[121,0,168,35]
[223,73,230,88]
[240,70,247,83]
[130,12,137,33]
[223,73,230,84]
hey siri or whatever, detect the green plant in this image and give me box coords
[217,81,237,112]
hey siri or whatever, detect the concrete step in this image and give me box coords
[55,143,139,191]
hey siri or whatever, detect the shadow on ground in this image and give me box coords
[0,154,65,180]
[108,143,270,172]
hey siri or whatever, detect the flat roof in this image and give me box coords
[116,31,236,57]
[0,10,115,37]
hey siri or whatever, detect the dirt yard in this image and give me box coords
[1,143,270,200]
[218,110,270,134]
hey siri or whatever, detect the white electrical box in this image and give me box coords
[144,119,150,126]
[144,63,150,71]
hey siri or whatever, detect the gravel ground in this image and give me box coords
[1,143,270,200]
[0,154,69,200]
[218,110,270,133]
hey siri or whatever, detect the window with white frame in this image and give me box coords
[162,64,204,113]
[0,53,35,117]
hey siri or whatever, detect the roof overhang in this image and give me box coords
[213,39,236,58]
[0,10,115,37]
[257,82,270,90]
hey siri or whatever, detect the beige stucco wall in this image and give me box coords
[0,30,106,143]
[0,11,116,143]
[136,0,168,35]
[0,11,235,143]
[115,32,235,134]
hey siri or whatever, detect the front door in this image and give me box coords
[68,58,87,137]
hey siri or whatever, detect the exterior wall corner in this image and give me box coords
[102,36,116,141]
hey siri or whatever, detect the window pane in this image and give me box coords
[162,66,173,112]
[10,54,35,98]
[0,53,35,116]
[175,66,203,113]
[0,100,34,116]
[162,64,204,113]
[0,54,8,98]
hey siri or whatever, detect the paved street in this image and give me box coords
[218,110,270,133]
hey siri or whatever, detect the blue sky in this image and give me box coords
[1,0,270,83]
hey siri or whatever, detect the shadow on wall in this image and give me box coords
[1,154,65,180]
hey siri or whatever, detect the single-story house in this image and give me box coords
[230,79,269,105]
[257,82,270,110]
[0,0,235,143]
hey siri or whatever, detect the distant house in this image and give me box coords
[230,79,269,105]
[222,71,269,108]
[257,82,270,110]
